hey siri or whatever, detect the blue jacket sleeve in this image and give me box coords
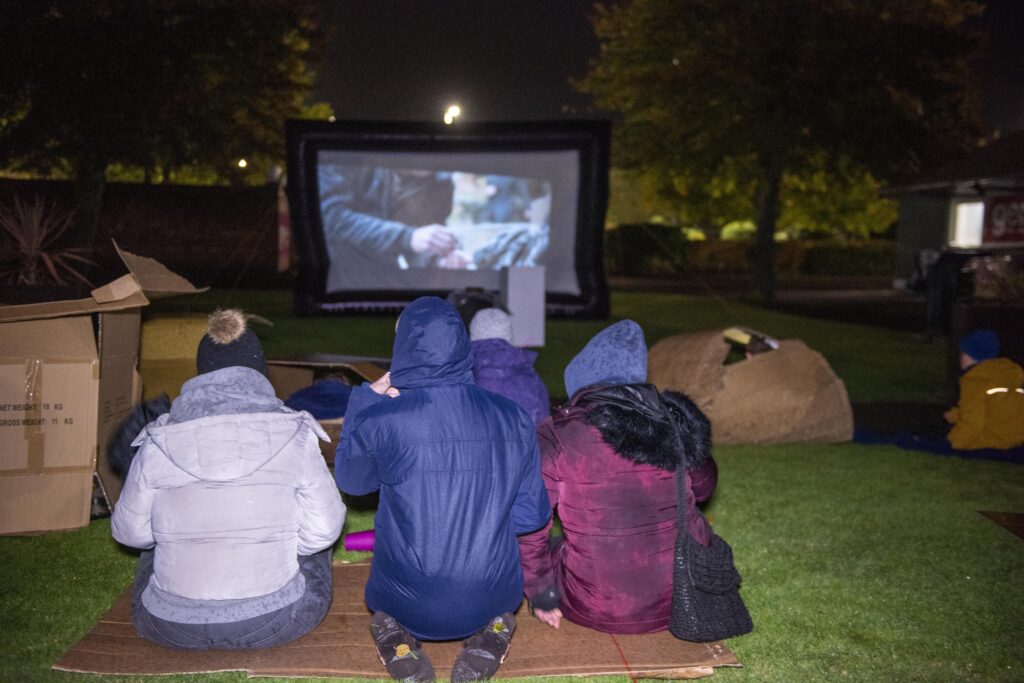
[511,418,551,535]
[319,166,414,256]
[334,383,386,495]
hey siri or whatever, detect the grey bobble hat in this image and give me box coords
[564,319,647,397]
[469,307,513,342]
[195,309,268,376]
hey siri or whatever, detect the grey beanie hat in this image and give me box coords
[195,309,268,376]
[564,319,647,397]
[469,307,513,343]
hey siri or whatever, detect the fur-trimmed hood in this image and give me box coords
[572,383,712,472]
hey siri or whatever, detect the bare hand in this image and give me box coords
[438,249,472,269]
[369,372,400,398]
[410,225,458,256]
[943,408,956,424]
[533,608,562,629]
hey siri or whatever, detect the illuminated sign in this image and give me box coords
[983,194,1024,244]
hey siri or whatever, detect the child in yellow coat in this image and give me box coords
[944,329,1024,450]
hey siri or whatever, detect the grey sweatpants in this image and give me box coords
[130,548,333,650]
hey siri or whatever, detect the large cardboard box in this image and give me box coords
[0,244,201,534]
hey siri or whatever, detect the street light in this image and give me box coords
[443,104,461,125]
[237,158,248,169]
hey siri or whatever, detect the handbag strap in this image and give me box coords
[658,392,693,535]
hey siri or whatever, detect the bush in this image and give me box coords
[800,241,896,276]
[604,226,896,278]
[604,223,687,275]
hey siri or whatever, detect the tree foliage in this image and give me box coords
[779,157,899,240]
[610,158,900,241]
[0,0,329,244]
[579,0,983,299]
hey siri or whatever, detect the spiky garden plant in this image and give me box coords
[0,195,95,287]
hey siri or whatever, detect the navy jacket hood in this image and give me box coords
[390,297,475,389]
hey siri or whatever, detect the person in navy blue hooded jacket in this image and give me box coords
[335,296,551,683]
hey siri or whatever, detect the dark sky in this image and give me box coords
[315,0,1024,132]
[973,0,1024,133]
[314,0,598,122]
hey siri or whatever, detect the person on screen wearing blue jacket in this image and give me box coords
[335,296,550,683]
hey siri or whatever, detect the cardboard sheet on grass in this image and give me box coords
[648,329,853,444]
[979,511,1024,540]
[54,562,739,680]
[0,243,202,533]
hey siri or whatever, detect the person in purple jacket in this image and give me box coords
[469,308,551,426]
[517,320,718,634]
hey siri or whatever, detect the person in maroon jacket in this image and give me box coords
[517,320,718,633]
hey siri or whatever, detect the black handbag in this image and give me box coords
[667,424,753,642]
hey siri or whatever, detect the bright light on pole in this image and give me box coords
[443,104,461,125]
[237,158,248,169]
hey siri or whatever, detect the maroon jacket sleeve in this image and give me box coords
[684,469,714,546]
[517,418,562,610]
[688,456,718,503]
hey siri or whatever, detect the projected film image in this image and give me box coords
[318,163,551,291]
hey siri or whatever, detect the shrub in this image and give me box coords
[604,225,896,279]
[800,241,896,276]
[0,195,95,287]
[604,223,687,275]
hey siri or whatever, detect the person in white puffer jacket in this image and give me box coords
[112,309,345,650]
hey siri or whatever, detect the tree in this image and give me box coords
[609,158,898,241]
[779,156,899,240]
[0,0,328,247]
[578,0,983,300]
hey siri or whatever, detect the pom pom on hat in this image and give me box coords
[959,329,999,363]
[469,308,513,342]
[196,309,268,376]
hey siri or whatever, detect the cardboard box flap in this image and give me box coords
[0,289,151,324]
[91,274,143,304]
[266,353,390,381]
[266,354,390,402]
[114,242,207,299]
[0,242,202,324]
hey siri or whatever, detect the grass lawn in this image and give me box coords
[2,290,1021,682]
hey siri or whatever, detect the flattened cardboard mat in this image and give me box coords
[978,511,1024,540]
[54,562,740,680]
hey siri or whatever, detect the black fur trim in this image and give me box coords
[581,385,712,472]
[662,391,713,470]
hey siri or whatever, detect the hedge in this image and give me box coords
[604,224,896,277]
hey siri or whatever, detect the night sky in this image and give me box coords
[315,0,1024,133]
[314,0,599,122]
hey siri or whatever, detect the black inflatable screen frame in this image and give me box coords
[285,119,610,318]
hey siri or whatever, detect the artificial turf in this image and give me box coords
[2,290,1020,682]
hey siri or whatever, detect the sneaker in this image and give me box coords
[450,613,517,683]
[369,611,435,682]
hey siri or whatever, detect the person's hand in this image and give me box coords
[943,408,956,424]
[527,194,551,227]
[410,225,458,256]
[438,249,472,269]
[369,372,400,398]
[533,608,562,629]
